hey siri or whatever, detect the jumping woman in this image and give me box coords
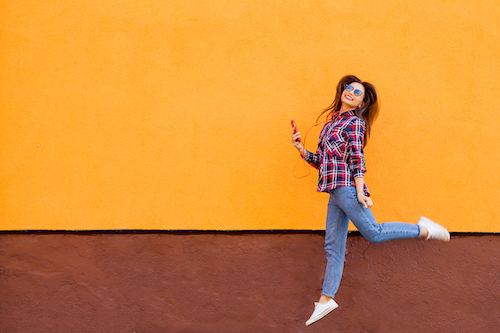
[291,75,450,326]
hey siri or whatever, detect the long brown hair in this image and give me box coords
[317,75,379,146]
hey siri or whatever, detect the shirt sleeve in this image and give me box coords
[347,118,367,178]
[302,123,330,170]
[303,149,320,170]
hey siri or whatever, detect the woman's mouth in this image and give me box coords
[345,95,353,101]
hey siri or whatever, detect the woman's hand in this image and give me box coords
[354,177,373,209]
[292,131,305,156]
[357,192,373,209]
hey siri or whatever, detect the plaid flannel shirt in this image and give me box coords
[303,110,370,196]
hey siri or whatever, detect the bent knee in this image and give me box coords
[361,232,383,243]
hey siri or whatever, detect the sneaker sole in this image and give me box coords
[305,303,339,326]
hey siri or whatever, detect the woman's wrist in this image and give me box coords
[354,177,365,195]
[297,146,305,157]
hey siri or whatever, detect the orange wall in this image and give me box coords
[1,0,499,231]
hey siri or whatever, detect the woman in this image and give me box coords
[291,75,450,326]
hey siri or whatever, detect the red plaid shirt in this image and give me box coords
[303,110,370,196]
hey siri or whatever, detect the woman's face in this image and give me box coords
[341,82,365,109]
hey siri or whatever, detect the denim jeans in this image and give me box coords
[322,186,421,299]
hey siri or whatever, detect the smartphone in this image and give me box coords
[291,120,301,142]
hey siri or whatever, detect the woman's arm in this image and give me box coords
[348,119,372,208]
[292,129,320,169]
[347,119,367,176]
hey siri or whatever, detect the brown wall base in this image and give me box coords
[1,232,499,332]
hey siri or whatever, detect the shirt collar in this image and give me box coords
[332,109,356,121]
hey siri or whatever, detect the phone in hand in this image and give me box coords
[291,120,301,142]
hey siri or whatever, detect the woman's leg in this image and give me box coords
[321,192,350,299]
[334,187,420,243]
[306,192,347,325]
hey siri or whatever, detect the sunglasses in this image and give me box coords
[345,84,363,97]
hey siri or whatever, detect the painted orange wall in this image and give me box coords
[1,0,499,231]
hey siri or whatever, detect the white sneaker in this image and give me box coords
[418,216,450,242]
[305,299,338,326]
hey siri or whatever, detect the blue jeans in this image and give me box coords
[322,186,421,299]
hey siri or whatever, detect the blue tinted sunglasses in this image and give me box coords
[345,84,363,97]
